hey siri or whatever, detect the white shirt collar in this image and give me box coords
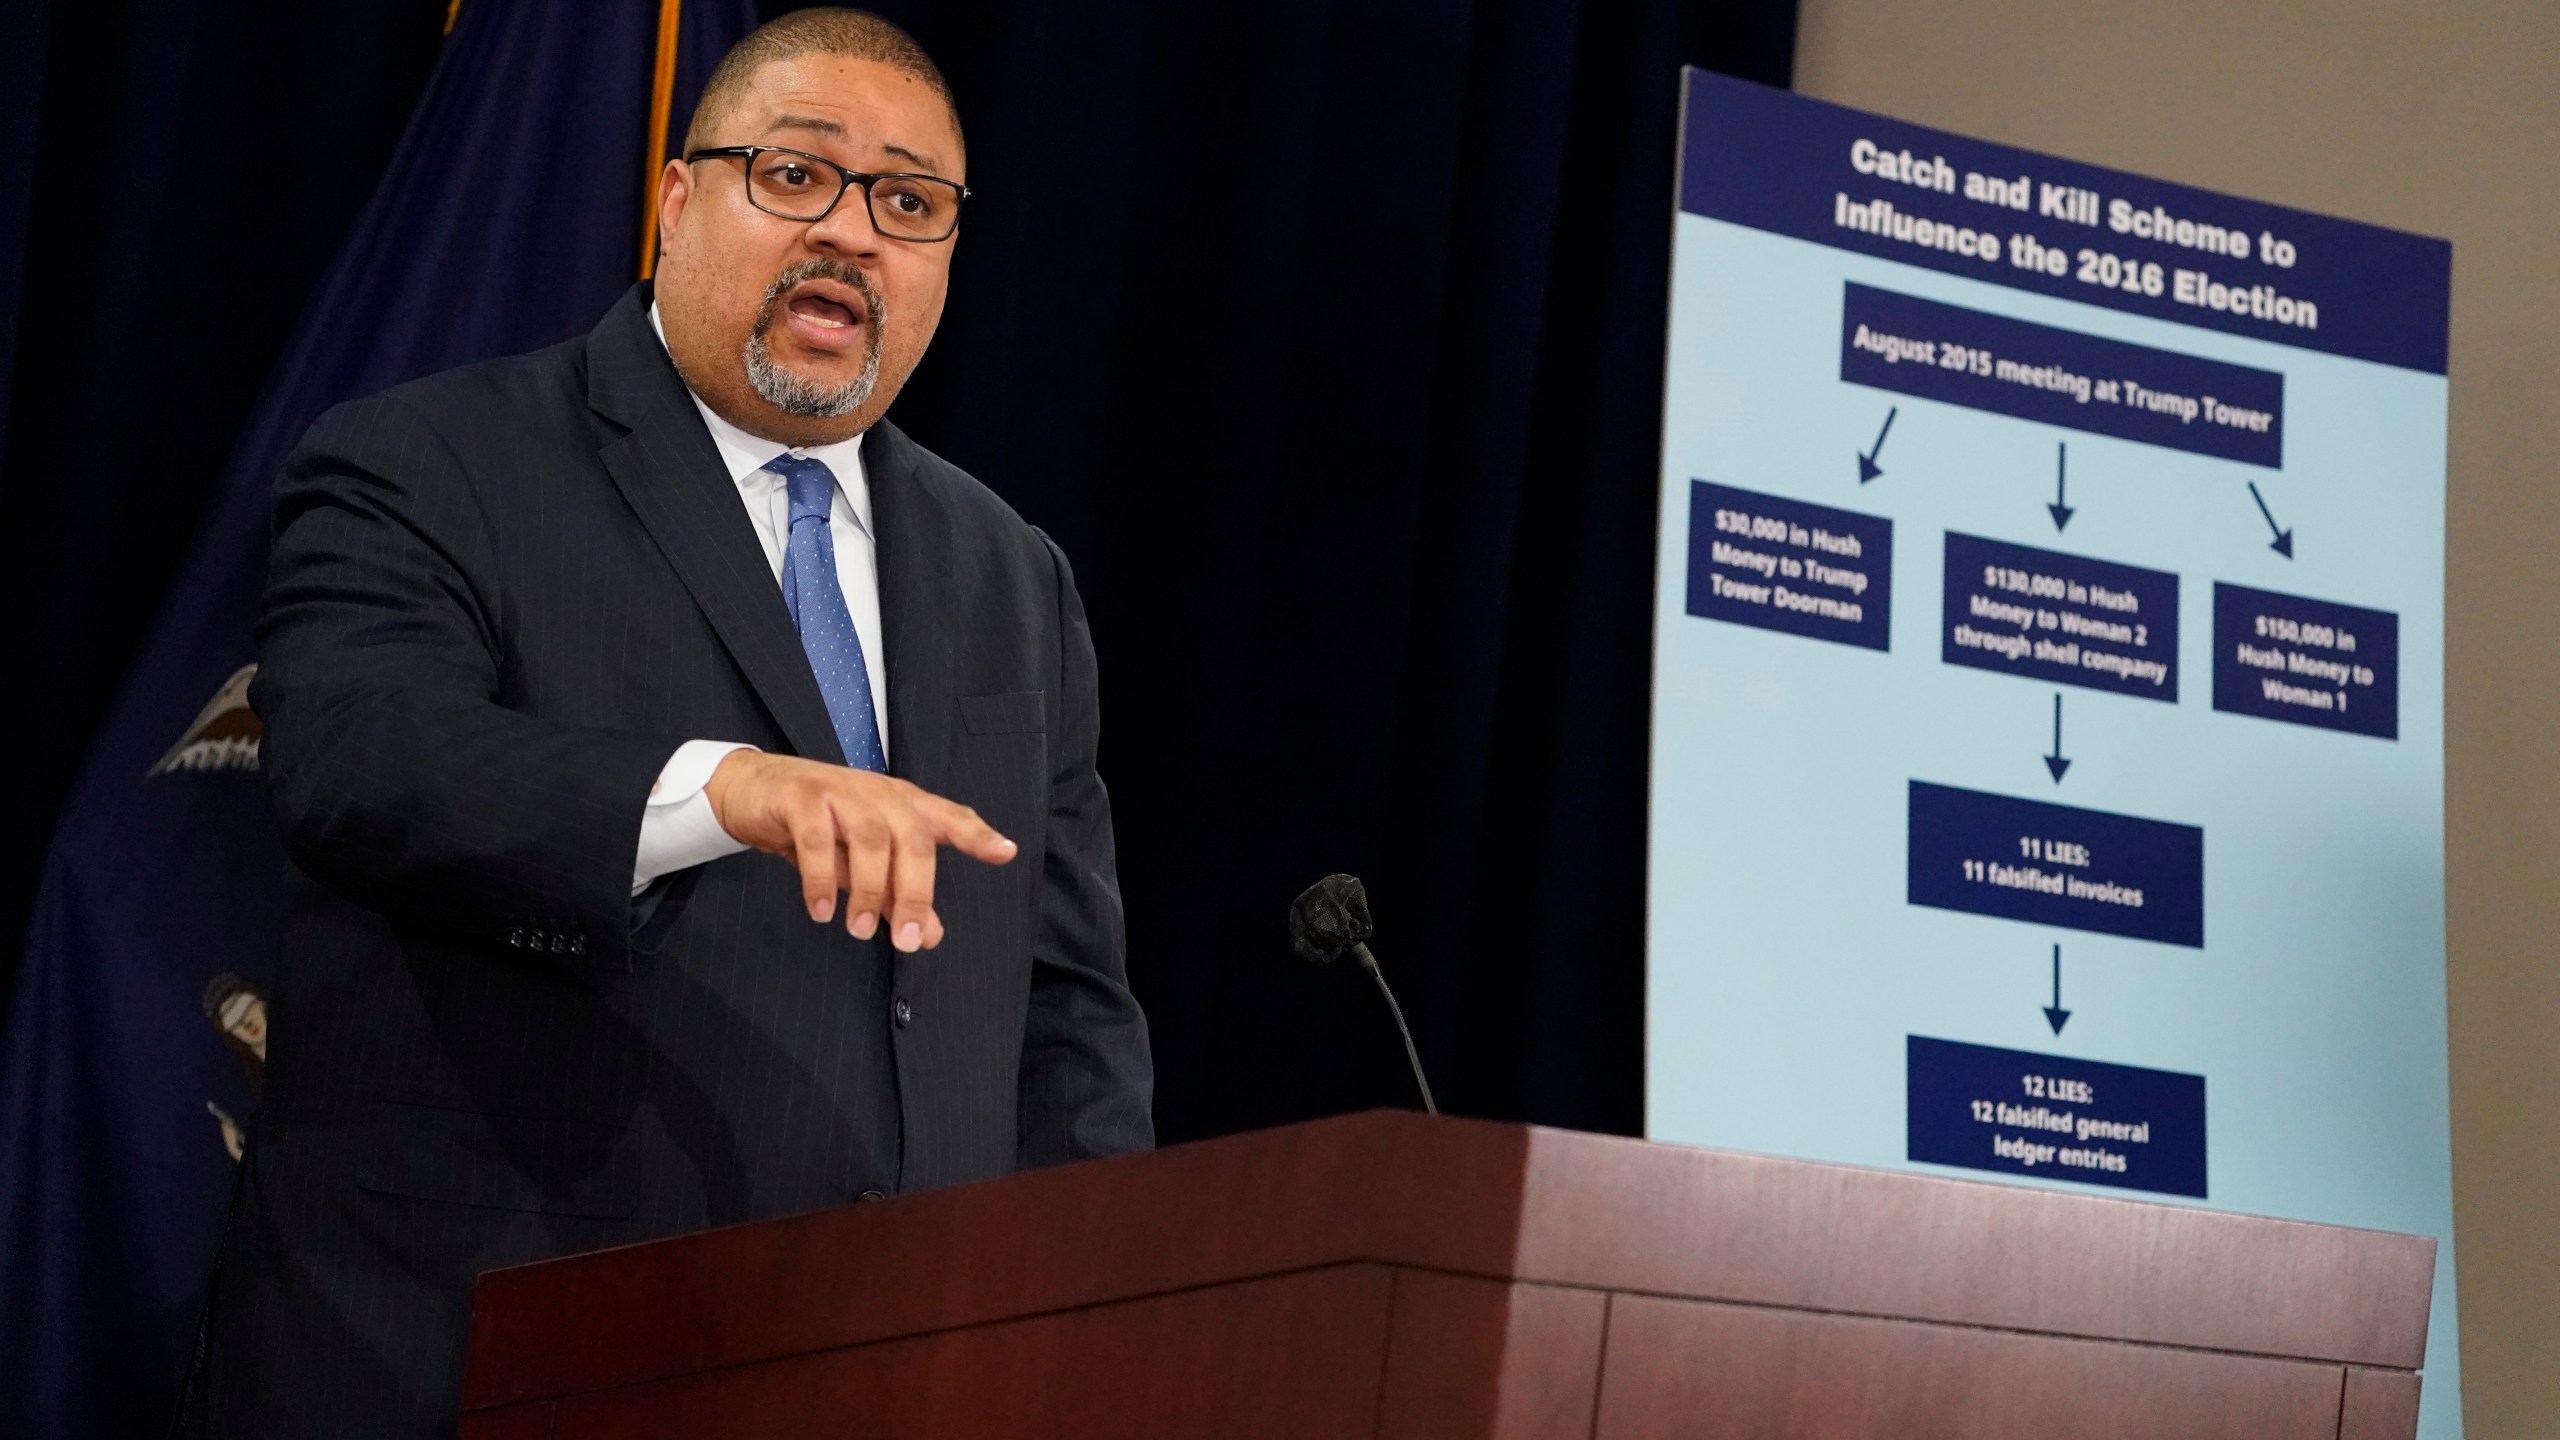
[647,302,871,535]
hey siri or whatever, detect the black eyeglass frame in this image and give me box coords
[685,145,971,242]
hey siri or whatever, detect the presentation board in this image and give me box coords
[1646,72,2458,1434]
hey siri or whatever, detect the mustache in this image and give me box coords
[751,258,886,339]
[739,257,887,418]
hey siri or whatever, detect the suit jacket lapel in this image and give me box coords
[585,286,847,765]
[865,420,958,796]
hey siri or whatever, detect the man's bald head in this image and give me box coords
[652,7,968,447]
[682,7,960,156]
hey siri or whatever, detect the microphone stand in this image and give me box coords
[1350,941,1437,1115]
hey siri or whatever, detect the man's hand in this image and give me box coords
[703,751,1016,951]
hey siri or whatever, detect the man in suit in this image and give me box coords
[200,11,1153,1434]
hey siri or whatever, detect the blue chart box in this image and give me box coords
[1841,284,2285,467]
[2212,582,2399,740]
[1942,532,2178,702]
[1908,1035,2207,1198]
[1687,481,1892,651]
[1909,781,2204,947]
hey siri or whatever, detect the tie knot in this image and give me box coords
[766,452,837,524]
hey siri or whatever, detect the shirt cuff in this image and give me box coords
[633,740,758,894]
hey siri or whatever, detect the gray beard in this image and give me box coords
[742,265,886,418]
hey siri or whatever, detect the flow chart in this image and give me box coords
[1646,69,2459,1437]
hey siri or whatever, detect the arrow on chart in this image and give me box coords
[2044,944,2072,1034]
[2247,481,2295,559]
[1857,406,1897,483]
[2047,443,2074,531]
[2043,692,2072,783]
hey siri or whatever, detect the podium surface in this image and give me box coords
[460,1110,2432,1439]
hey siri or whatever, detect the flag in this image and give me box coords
[0,1,752,1431]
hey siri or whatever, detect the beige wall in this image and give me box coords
[1792,3,2559,1434]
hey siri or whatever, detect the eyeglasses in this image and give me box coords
[686,145,969,242]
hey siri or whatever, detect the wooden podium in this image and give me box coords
[458,1111,2432,1439]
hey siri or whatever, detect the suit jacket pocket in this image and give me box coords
[354,1099,640,1219]
[960,690,1047,735]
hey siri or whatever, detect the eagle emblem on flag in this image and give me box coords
[148,663,261,776]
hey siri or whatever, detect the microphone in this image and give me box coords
[1289,874,1438,1115]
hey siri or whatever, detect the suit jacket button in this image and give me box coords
[892,996,914,1028]
[569,934,587,956]
[858,1188,888,1203]
[508,928,526,949]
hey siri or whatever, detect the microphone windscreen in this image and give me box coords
[1288,874,1373,964]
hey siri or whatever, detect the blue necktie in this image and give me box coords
[766,453,887,771]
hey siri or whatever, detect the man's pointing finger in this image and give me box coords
[927,798,1017,865]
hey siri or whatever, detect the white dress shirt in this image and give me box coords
[630,305,890,893]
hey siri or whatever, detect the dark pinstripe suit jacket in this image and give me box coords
[201,283,1153,1437]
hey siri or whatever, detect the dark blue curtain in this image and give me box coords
[0,0,1792,1432]
[858,0,1795,1139]
[0,2,452,972]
